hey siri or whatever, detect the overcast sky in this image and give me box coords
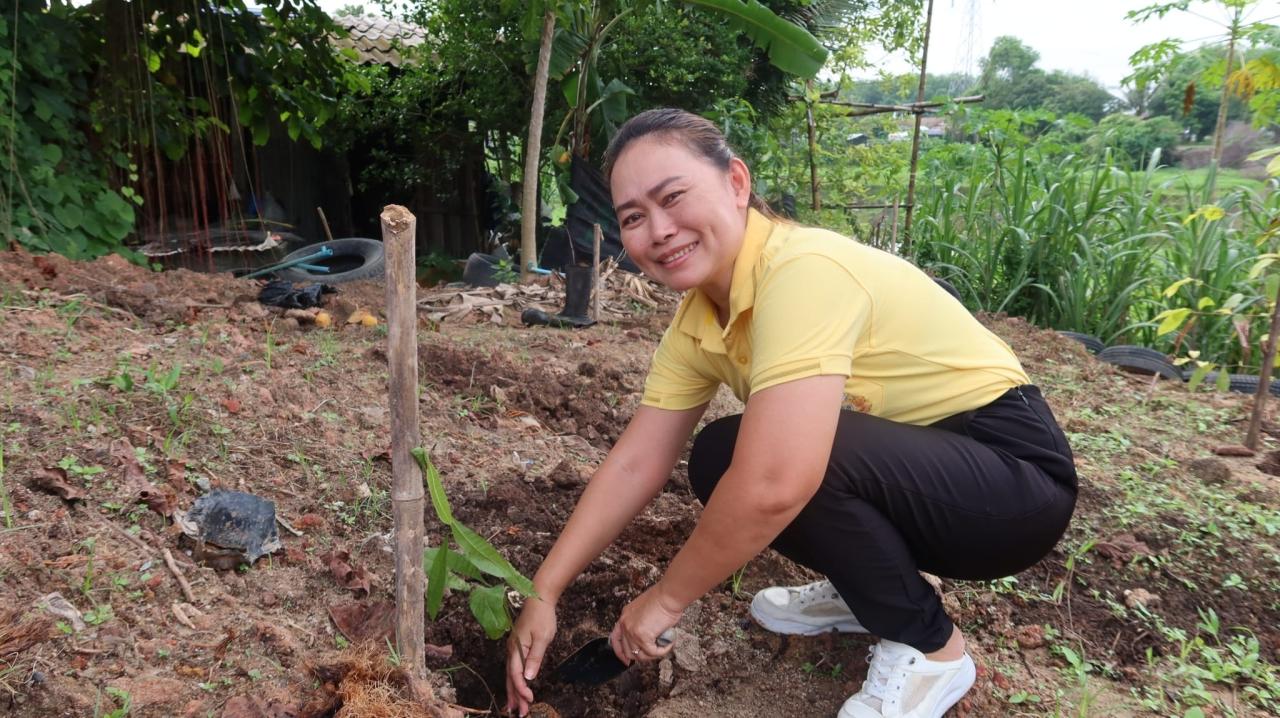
[315,0,1271,92]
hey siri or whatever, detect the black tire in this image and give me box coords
[932,277,963,303]
[1058,331,1105,354]
[1096,345,1181,380]
[1184,371,1280,397]
[275,238,385,284]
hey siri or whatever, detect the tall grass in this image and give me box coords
[911,138,1279,372]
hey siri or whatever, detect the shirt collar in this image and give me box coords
[676,208,775,353]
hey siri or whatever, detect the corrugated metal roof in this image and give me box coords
[334,15,427,67]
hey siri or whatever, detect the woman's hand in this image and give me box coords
[505,597,557,717]
[610,583,683,665]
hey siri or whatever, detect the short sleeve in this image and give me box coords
[749,254,870,395]
[640,325,720,410]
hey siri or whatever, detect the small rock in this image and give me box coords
[670,628,705,673]
[1187,457,1231,485]
[261,592,278,608]
[658,657,674,691]
[1123,588,1160,608]
[1013,624,1045,649]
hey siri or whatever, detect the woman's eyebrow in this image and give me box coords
[614,175,685,213]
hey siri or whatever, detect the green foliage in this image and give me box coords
[413,447,535,640]
[0,9,138,259]
[1087,114,1182,170]
[977,36,1119,121]
[911,106,1280,373]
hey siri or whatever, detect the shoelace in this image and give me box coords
[793,581,839,606]
[861,644,915,705]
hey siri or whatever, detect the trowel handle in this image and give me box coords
[656,629,675,647]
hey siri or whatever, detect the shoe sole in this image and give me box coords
[749,595,870,636]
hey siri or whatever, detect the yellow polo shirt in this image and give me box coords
[640,209,1030,426]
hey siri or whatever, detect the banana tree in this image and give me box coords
[516,0,831,279]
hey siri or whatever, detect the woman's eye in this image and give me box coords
[663,191,684,206]
[621,212,642,227]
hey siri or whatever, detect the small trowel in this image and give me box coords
[554,629,675,685]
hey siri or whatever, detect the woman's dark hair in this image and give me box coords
[602,108,776,217]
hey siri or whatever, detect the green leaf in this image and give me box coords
[423,546,484,581]
[469,584,511,639]
[41,144,63,165]
[1249,255,1277,280]
[1187,363,1213,391]
[683,0,828,78]
[413,448,456,526]
[1156,307,1191,336]
[562,71,580,108]
[451,523,536,597]
[426,542,449,620]
[548,27,589,80]
[53,203,84,230]
[252,122,270,146]
[145,48,162,73]
[1215,370,1231,393]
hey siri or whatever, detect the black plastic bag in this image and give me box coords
[258,280,335,309]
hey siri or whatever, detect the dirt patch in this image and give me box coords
[1,252,1278,717]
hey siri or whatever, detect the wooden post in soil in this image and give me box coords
[592,223,602,321]
[381,205,426,679]
[1244,283,1280,450]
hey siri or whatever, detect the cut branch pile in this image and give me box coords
[417,260,679,324]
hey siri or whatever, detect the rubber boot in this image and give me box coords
[521,265,596,329]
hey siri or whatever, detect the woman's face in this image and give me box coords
[610,136,751,296]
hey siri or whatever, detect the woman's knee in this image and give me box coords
[687,414,742,505]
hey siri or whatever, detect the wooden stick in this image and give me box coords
[592,223,602,321]
[163,548,197,604]
[317,207,335,243]
[381,204,426,679]
[1244,281,1280,449]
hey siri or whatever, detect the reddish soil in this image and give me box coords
[1,248,1278,717]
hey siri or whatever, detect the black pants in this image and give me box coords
[687,385,1077,653]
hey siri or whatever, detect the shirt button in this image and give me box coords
[737,355,748,364]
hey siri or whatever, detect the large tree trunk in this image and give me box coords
[520,10,556,282]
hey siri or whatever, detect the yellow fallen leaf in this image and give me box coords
[360,314,378,327]
[315,311,332,329]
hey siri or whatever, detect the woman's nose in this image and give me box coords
[649,209,677,244]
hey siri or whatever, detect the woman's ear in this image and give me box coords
[727,156,752,209]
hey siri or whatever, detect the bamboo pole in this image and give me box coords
[1244,282,1280,450]
[381,204,426,679]
[903,0,935,255]
[592,223,602,321]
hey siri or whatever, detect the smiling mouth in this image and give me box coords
[658,242,698,265]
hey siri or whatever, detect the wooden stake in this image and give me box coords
[592,223,602,321]
[1244,281,1280,450]
[903,0,936,255]
[381,204,426,679]
[317,207,335,243]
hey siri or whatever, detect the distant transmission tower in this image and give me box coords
[952,0,981,93]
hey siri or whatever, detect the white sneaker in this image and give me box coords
[750,580,870,635]
[837,640,976,718]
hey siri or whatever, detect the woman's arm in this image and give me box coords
[506,402,705,716]
[613,374,845,656]
[531,402,708,602]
